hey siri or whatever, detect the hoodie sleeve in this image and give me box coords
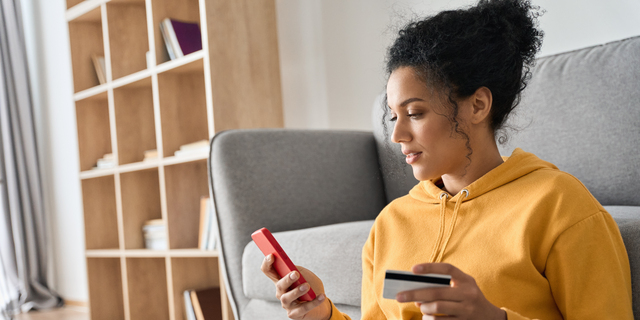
[326,299,351,320]
[497,211,633,320]
[543,211,633,319]
[360,221,387,320]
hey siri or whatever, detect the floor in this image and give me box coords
[12,306,89,320]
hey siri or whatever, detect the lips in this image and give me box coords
[405,152,422,164]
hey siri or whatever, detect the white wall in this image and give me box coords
[278,0,640,131]
[20,0,640,302]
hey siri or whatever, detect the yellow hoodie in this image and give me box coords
[329,148,632,320]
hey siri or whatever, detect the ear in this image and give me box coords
[468,87,493,125]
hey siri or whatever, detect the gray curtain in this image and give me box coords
[0,0,62,316]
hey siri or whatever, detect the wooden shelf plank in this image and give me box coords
[155,51,205,74]
[86,249,219,258]
[111,69,152,90]
[79,167,116,180]
[118,160,159,173]
[86,250,122,258]
[66,0,108,22]
[74,84,109,101]
[162,152,208,166]
[79,154,215,180]
[168,249,219,257]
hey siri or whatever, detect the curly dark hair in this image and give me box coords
[383,0,544,149]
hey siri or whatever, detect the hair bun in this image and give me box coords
[385,0,544,144]
[475,0,544,66]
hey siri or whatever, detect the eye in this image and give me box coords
[407,113,423,119]
[389,113,398,122]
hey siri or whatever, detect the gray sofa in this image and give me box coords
[208,36,640,320]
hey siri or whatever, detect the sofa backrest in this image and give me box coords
[209,129,387,317]
[373,36,640,206]
[499,36,640,206]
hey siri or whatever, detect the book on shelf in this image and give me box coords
[143,149,158,162]
[174,139,210,157]
[143,219,167,250]
[160,18,202,60]
[91,54,106,85]
[199,197,217,251]
[189,287,222,320]
[184,290,196,320]
[94,153,115,169]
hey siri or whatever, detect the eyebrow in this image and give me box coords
[398,97,425,107]
[386,97,426,110]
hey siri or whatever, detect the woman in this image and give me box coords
[261,0,633,319]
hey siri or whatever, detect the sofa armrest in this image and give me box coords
[209,129,386,318]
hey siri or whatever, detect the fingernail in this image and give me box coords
[299,284,309,292]
[397,293,406,302]
[318,294,325,301]
[290,272,299,280]
[265,254,272,261]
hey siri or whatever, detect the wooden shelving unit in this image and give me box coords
[66,0,283,319]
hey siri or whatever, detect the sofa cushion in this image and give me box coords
[243,220,374,307]
[605,206,640,224]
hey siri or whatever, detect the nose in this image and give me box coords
[391,119,410,144]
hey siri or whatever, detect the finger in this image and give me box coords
[419,300,460,317]
[260,254,281,283]
[286,294,327,319]
[412,263,471,284]
[275,271,301,297]
[280,281,311,306]
[396,286,462,303]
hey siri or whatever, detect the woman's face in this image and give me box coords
[386,66,470,181]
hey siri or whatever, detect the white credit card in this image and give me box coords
[382,270,451,300]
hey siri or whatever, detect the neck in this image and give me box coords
[440,139,504,195]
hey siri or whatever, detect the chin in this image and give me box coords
[411,166,438,182]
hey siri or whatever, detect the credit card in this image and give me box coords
[382,270,451,300]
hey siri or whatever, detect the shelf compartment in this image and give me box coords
[120,168,162,249]
[106,0,150,80]
[170,257,221,320]
[126,258,170,320]
[67,0,85,9]
[76,93,112,172]
[151,0,201,65]
[68,7,105,93]
[164,160,208,249]
[113,77,157,165]
[157,61,208,157]
[87,258,125,320]
[82,176,119,250]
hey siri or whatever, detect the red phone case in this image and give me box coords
[251,227,317,301]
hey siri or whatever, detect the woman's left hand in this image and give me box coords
[396,263,506,320]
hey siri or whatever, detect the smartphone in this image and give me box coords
[383,270,451,299]
[251,227,317,301]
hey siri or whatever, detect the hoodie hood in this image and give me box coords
[407,148,559,263]
[409,148,558,204]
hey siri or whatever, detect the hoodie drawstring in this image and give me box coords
[428,193,449,262]
[430,189,469,263]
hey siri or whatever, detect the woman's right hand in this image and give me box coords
[261,254,332,320]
